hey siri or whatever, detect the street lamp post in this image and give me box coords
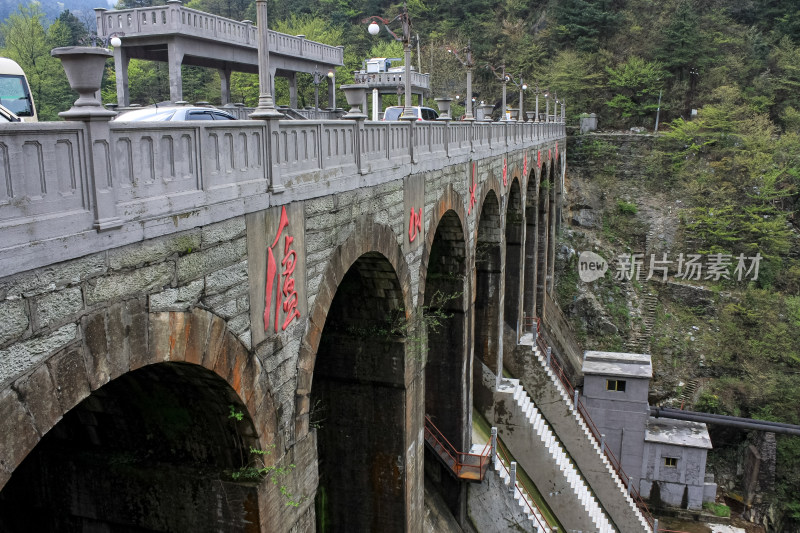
[487,64,510,121]
[312,69,335,119]
[365,3,414,120]
[250,0,282,119]
[544,88,550,123]
[553,91,558,123]
[447,41,474,121]
[508,74,527,122]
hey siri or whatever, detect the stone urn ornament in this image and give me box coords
[435,97,452,121]
[340,84,368,119]
[51,46,117,119]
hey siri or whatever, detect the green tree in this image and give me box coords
[553,0,621,52]
[605,56,665,124]
[656,0,705,81]
[55,10,88,46]
[543,50,605,119]
[0,5,73,120]
[184,0,251,21]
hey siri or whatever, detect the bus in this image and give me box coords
[0,58,37,122]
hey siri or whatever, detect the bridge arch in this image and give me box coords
[0,308,279,531]
[503,177,524,341]
[295,219,412,436]
[536,160,553,318]
[418,186,470,521]
[473,181,504,381]
[296,219,416,532]
[523,165,541,326]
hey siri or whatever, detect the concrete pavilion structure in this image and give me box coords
[95,2,343,108]
[354,57,431,120]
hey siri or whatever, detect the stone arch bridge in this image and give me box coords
[0,114,646,531]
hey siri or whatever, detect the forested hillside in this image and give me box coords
[3,0,800,129]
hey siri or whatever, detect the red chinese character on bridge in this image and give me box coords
[408,207,422,243]
[555,142,559,162]
[264,206,301,333]
[468,162,477,215]
[502,158,508,187]
[537,150,542,169]
[523,151,528,177]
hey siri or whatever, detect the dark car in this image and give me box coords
[114,106,237,121]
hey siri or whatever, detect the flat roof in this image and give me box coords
[582,351,652,379]
[645,417,712,449]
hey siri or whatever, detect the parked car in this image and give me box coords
[114,106,237,121]
[382,105,439,121]
[0,57,37,122]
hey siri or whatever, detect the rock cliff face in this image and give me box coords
[561,132,794,532]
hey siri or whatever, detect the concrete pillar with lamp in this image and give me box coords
[364,3,414,120]
[446,41,474,121]
[487,64,510,121]
[250,0,283,120]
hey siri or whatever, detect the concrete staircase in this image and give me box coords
[511,333,652,532]
[493,377,614,533]
[468,444,553,533]
[677,377,700,408]
[627,292,657,353]
[489,445,553,533]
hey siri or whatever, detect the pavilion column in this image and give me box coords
[288,71,298,109]
[167,40,184,103]
[219,67,232,105]
[113,45,130,107]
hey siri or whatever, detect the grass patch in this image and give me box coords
[702,501,731,518]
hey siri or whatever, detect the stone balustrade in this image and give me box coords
[354,70,430,90]
[0,118,564,277]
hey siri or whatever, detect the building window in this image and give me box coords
[606,379,626,392]
[664,457,678,468]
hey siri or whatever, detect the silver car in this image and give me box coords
[114,106,237,121]
[382,106,439,121]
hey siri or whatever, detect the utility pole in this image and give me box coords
[654,89,662,133]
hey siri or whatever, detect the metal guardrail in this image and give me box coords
[528,316,655,531]
[424,415,491,481]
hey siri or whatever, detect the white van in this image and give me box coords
[0,58,37,122]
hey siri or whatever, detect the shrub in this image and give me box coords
[617,200,638,215]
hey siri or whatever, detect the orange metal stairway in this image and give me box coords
[423,415,491,482]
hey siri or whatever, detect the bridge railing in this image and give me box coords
[0,118,564,276]
[354,71,430,90]
[95,5,344,65]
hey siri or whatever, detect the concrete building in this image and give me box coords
[581,351,652,485]
[641,417,716,509]
[582,351,717,511]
